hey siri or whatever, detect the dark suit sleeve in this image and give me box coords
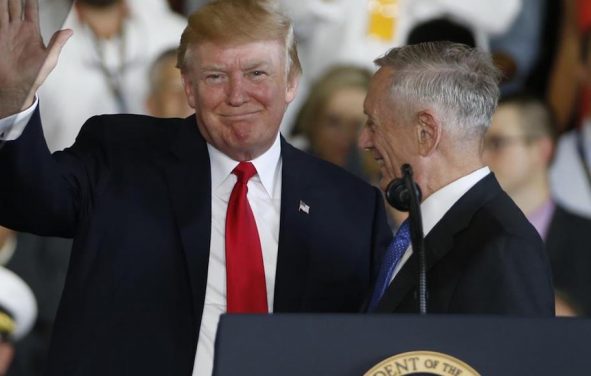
[0,107,103,237]
[450,232,555,316]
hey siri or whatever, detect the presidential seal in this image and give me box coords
[364,350,480,376]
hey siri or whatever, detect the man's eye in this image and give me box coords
[205,74,224,84]
[249,70,267,79]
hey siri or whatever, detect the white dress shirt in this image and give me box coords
[0,97,38,141]
[192,137,282,376]
[390,167,491,281]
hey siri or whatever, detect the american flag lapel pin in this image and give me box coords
[298,200,310,214]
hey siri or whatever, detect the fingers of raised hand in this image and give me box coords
[0,0,7,27]
[47,29,73,61]
[8,0,22,22]
[2,0,37,27]
[1,0,41,45]
[31,28,72,92]
[24,0,38,23]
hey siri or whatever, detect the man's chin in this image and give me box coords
[379,168,396,191]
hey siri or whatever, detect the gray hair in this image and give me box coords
[374,42,501,139]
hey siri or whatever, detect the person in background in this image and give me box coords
[279,0,522,136]
[544,0,585,133]
[0,267,37,376]
[360,42,554,315]
[290,65,407,229]
[406,17,476,47]
[291,65,372,178]
[37,0,186,151]
[484,93,591,315]
[0,226,71,376]
[0,1,391,375]
[489,0,546,96]
[146,48,193,118]
[549,26,591,219]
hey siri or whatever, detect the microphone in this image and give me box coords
[385,164,422,211]
[385,163,428,314]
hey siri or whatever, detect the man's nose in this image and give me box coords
[227,76,247,106]
[358,126,373,149]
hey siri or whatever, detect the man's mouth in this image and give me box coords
[373,154,384,166]
[221,110,261,119]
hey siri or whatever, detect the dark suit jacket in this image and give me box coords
[0,109,391,375]
[546,205,591,315]
[374,174,555,316]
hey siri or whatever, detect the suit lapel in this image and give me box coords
[273,139,314,312]
[162,115,212,326]
[375,174,501,312]
[374,224,456,312]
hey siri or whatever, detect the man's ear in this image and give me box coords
[181,73,197,109]
[285,73,299,104]
[537,136,555,167]
[416,110,441,156]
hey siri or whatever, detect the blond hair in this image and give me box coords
[177,0,301,80]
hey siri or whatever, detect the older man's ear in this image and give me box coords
[416,110,441,157]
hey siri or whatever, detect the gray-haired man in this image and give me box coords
[361,42,554,315]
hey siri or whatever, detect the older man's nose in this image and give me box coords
[358,126,373,149]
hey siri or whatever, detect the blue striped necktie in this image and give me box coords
[368,220,411,311]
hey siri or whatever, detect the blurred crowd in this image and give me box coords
[2,0,591,374]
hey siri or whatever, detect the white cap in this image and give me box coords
[0,267,37,341]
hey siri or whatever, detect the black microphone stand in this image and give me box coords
[401,164,428,314]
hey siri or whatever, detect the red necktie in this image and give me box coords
[225,162,268,313]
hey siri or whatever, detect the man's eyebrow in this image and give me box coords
[242,61,272,71]
[199,64,226,72]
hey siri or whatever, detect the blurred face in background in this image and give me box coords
[483,104,543,195]
[147,54,193,118]
[75,0,128,39]
[310,86,367,167]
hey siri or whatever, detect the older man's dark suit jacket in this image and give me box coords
[0,109,391,376]
[374,174,555,315]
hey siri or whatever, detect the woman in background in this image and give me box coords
[291,65,376,181]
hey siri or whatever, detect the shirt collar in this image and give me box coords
[207,133,282,198]
[527,199,556,240]
[421,167,490,235]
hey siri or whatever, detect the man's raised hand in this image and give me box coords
[0,0,72,118]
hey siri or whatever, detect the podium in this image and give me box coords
[213,314,591,375]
